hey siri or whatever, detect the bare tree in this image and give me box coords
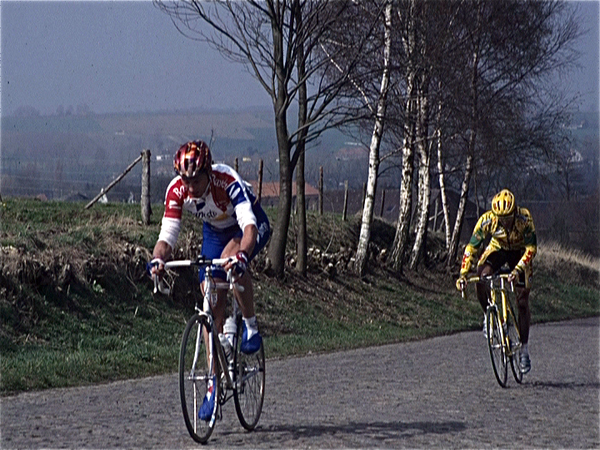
[294,0,309,276]
[444,0,581,267]
[155,0,366,278]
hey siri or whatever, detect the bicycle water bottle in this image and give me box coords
[224,316,237,348]
[219,333,233,363]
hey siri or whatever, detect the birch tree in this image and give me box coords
[444,0,581,266]
[408,71,431,269]
[390,0,420,271]
[354,1,393,277]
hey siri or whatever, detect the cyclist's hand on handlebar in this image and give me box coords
[508,267,522,283]
[230,251,249,277]
[146,258,165,278]
[456,276,467,292]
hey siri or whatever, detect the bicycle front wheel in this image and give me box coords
[486,307,508,388]
[506,305,523,384]
[233,319,265,430]
[179,314,218,443]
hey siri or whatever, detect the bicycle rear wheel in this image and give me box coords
[506,305,523,384]
[486,307,508,388]
[179,314,218,443]
[233,319,265,430]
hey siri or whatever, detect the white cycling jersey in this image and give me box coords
[158,164,257,249]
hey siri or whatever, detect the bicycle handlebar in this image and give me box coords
[152,255,244,295]
[154,276,171,295]
[460,273,515,299]
[165,256,233,269]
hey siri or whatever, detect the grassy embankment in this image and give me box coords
[1,199,598,394]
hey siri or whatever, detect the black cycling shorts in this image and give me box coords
[482,250,526,285]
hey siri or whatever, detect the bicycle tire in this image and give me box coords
[233,318,265,430]
[179,314,218,443]
[486,307,508,388]
[506,303,523,384]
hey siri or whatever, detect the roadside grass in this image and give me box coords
[1,199,598,394]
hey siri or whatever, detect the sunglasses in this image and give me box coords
[498,215,514,227]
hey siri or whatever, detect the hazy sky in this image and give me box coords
[2,0,599,116]
[2,1,271,116]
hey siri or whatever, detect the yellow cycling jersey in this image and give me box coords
[460,207,537,276]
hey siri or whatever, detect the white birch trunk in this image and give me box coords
[390,92,416,270]
[355,1,393,276]
[447,2,482,267]
[448,151,474,261]
[435,96,452,248]
[391,0,418,271]
[409,78,431,269]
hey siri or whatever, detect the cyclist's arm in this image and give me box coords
[460,213,490,275]
[239,223,258,257]
[153,240,173,263]
[151,181,183,274]
[150,240,172,276]
[226,178,258,257]
[515,219,537,274]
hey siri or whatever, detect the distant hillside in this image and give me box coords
[0,108,357,200]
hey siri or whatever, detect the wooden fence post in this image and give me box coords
[234,157,239,173]
[85,154,143,209]
[258,159,263,203]
[342,180,349,221]
[141,149,151,225]
[318,166,324,215]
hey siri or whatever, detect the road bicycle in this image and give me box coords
[461,270,523,388]
[153,256,265,443]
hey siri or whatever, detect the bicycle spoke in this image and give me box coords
[233,319,265,430]
[179,315,217,443]
[506,306,523,384]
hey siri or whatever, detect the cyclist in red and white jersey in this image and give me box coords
[149,140,270,419]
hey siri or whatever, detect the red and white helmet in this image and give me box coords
[173,140,212,178]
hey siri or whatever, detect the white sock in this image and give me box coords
[522,343,529,356]
[244,316,259,339]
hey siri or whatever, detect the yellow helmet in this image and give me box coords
[491,189,516,216]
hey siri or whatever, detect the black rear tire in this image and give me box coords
[506,305,523,384]
[233,318,265,430]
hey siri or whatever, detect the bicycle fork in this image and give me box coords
[487,294,507,361]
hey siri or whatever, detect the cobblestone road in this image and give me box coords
[2,317,598,449]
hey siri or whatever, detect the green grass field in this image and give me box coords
[1,199,598,394]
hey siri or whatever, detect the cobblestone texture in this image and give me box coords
[2,317,598,449]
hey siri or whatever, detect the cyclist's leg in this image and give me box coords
[201,222,235,332]
[516,288,531,344]
[219,206,270,321]
[476,263,494,312]
[515,286,531,373]
[505,250,532,373]
[220,236,255,316]
[504,251,531,345]
[477,249,508,311]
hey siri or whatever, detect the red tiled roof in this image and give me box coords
[248,181,319,198]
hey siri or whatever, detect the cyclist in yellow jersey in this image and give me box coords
[456,189,537,373]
